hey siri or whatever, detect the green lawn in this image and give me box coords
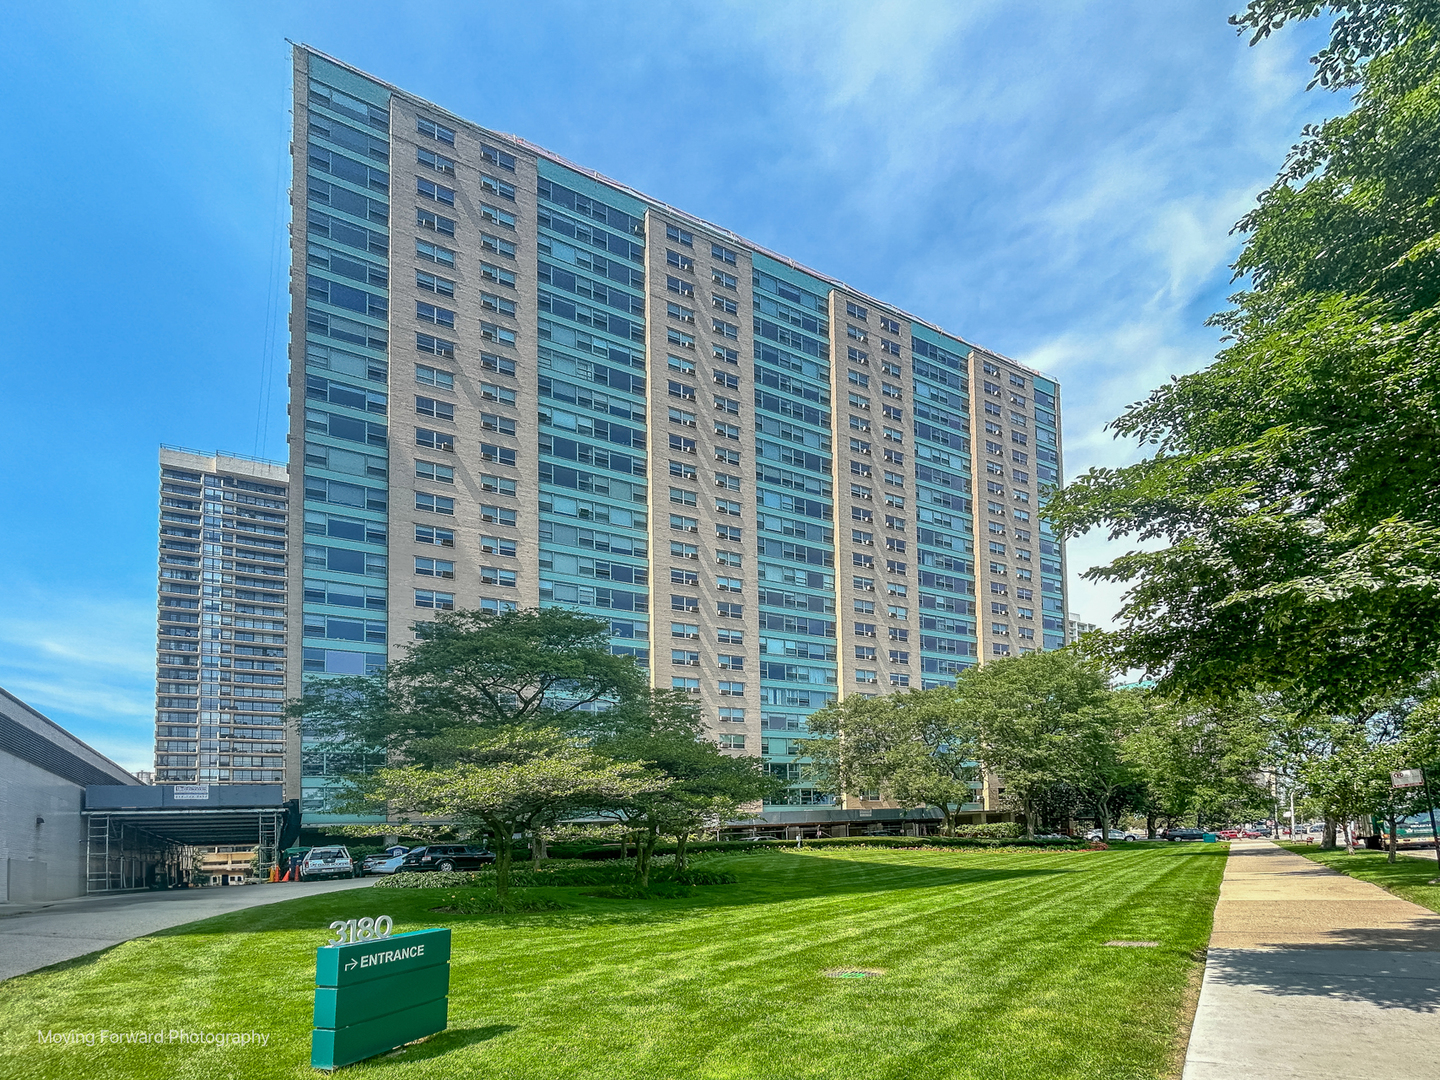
[0,845,1225,1080]
[1279,842,1440,914]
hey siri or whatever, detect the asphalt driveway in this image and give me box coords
[0,877,374,981]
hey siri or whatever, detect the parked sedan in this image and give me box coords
[361,848,417,876]
[399,844,497,873]
[298,845,357,881]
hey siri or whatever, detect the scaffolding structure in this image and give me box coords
[82,807,287,893]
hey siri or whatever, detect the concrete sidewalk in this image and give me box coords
[0,877,374,982]
[1183,840,1440,1079]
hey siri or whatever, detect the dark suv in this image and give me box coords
[1163,828,1206,842]
[400,845,497,872]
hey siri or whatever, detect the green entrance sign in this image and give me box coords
[311,927,451,1070]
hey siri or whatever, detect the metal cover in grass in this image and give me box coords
[1104,941,1159,947]
[824,968,884,978]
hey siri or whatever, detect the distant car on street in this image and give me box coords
[1084,829,1140,842]
[399,844,497,873]
[298,845,357,881]
[1162,828,1206,842]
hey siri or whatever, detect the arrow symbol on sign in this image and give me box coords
[344,959,357,971]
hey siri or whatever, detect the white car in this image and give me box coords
[298,845,356,881]
[1085,828,1140,842]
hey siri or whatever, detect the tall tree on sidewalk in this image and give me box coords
[1049,1,1440,712]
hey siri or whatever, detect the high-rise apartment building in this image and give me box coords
[285,47,1065,826]
[1066,613,1099,645]
[152,447,289,785]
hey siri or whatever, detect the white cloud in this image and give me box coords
[0,590,155,772]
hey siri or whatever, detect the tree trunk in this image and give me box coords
[1095,797,1111,844]
[1322,817,1338,850]
[494,833,514,903]
[1022,796,1036,840]
[1146,811,1157,840]
[1387,812,1398,864]
[636,825,659,889]
[530,831,548,869]
[675,832,689,875]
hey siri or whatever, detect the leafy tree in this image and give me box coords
[591,692,779,886]
[290,608,647,767]
[368,727,665,900]
[953,651,1114,838]
[1049,2,1440,711]
[805,688,981,836]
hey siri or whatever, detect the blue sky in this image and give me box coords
[0,2,1338,770]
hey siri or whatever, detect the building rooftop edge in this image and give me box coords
[160,445,289,476]
[292,42,1059,387]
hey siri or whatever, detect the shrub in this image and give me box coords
[375,859,741,891]
[796,835,1080,851]
[429,891,566,914]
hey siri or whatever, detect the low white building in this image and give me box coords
[0,687,142,903]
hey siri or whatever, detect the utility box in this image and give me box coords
[311,928,451,1070]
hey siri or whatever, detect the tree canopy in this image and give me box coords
[1050,1,1440,711]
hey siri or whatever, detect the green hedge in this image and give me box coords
[546,841,784,861]
[375,858,741,891]
[797,836,1081,850]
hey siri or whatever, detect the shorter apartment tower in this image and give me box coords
[152,447,289,786]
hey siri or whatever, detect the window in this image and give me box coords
[669,407,697,428]
[855,621,877,637]
[415,364,454,390]
[480,504,517,526]
[668,328,696,350]
[481,413,516,435]
[670,514,699,533]
[417,147,455,174]
[713,369,739,390]
[481,204,516,229]
[416,177,455,205]
[481,262,516,289]
[715,421,741,440]
[717,601,744,618]
[415,492,454,515]
[415,427,454,452]
[992,643,1011,656]
[854,575,875,591]
[714,395,740,415]
[887,604,908,620]
[481,534,517,557]
[480,443,516,466]
[889,650,910,664]
[718,733,745,750]
[853,506,874,522]
[415,239,455,267]
[717,627,744,645]
[717,575,743,592]
[415,208,455,235]
[719,680,745,696]
[416,270,455,297]
[416,302,455,328]
[852,530,874,546]
[853,553,874,568]
[667,249,694,272]
[415,460,453,483]
[666,224,693,246]
[667,275,695,298]
[671,541,699,560]
[672,594,700,613]
[672,622,700,639]
[480,567,517,587]
[712,318,739,340]
[716,550,742,568]
[711,242,738,266]
[854,598,876,614]
[668,301,696,324]
[481,174,516,200]
[668,355,696,376]
[672,649,700,667]
[482,293,517,317]
[849,348,869,365]
[880,316,901,333]
[669,487,698,507]
[481,143,517,170]
[890,673,911,687]
[416,395,454,421]
[414,589,455,610]
[713,269,738,289]
[482,234,517,259]
[719,654,744,670]
[881,360,902,377]
[481,382,516,405]
[414,556,455,578]
[415,524,455,547]
[416,117,456,144]
[712,293,738,316]
[855,669,878,684]
[716,447,741,465]
[715,472,741,491]
[670,459,698,481]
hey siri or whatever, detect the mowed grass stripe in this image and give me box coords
[0,845,1224,1080]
